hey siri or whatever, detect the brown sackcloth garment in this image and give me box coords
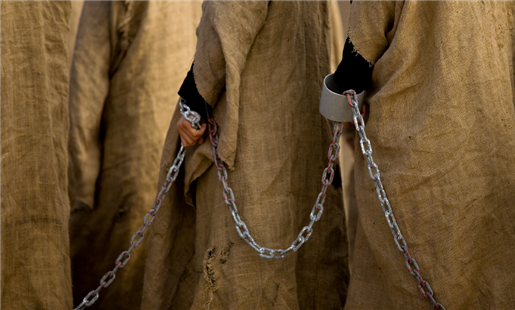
[344,2,515,309]
[142,1,349,309]
[329,0,344,72]
[67,1,201,309]
[1,1,73,309]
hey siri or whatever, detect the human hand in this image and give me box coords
[177,116,207,147]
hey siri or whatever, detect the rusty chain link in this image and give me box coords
[344,90,446,310]
[206,113,344,259]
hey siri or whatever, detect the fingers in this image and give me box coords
[198,135,205,145]
[197,123,207,140]
[177,117,207,147]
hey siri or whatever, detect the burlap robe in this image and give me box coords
[1,1,73,309]
[329,1,344,72]
[345,2,515,309]
[142,2,348,310]
[68,2,201,309]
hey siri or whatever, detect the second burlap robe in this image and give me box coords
[1,1,73,309]
[68,1,201,309]
[345,2,515,309]
[142,1,349,310]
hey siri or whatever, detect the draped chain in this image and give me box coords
[344,90,445,310]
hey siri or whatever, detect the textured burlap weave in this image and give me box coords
[67,1,201,309]
[142,1,349,310]
[1,1,73,309]
[345,2,515,309]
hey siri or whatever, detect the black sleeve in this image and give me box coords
[178,63,212,120]
[333,38,373,94]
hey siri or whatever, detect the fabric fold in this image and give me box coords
[193,1,269,168]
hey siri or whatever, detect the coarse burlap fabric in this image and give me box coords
[329,0,344,72]
[142,2,348,310]
[1,1,73,309]
[345,2,515,309]
[67,2,201,309]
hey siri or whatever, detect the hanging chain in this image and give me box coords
[344,90,446,310]
[74,145,186,310]
[206,113,344,259]
[74,101,200,310]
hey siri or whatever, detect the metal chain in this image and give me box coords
[344,90,446,310]
[179,98,201,130]
[206,114,344,259]
[74,145,186,310]
[73,102,201,310]
[74,98,336,307]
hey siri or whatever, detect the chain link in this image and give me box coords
[343,90,446,310]
[179,98,201,130]
[206,113,344,259]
